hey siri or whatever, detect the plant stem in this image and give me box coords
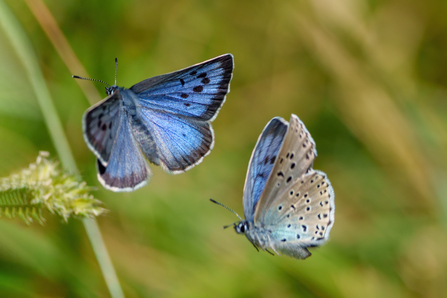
[0,1,124,297]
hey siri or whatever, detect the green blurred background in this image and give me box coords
[0,0,446,297]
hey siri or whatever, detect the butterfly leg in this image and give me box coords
[265,249,275,256]
[269,242,282,256]
[251,243,260,252]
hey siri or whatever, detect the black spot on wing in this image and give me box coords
[174,54,234,121]
[193,86,203,92]
[180,78,185,86]
[264,156,269,165]
[199,54,234,120]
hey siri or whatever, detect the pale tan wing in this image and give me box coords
[262,170,335,259]
[254,114,317,222]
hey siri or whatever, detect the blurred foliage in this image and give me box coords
[0,0,446,297]
[0,151,105,224]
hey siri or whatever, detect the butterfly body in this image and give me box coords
[81,54,234,192]
[233,114,335,260]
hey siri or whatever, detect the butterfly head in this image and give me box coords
[105,85,119,96]
[210,199,248,233]
[73,58,120,96]
[234,221,249,234]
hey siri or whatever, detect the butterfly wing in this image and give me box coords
[130,54,233,121]
[82,90,121,165]
[129,107,212,173]
[242,117,288,221]
[254,114,318,222]
[95,101,151,192]
[260,170,335,259]
[128,54,234,173]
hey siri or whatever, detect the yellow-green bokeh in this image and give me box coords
[0,0,446,297]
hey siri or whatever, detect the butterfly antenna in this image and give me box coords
[72,75,111,88]
[114,58,118,86]
[209,199,243,221]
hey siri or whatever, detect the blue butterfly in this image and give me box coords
[75,54,234,192]
[212,114,335,259]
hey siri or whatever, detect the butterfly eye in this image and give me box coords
[235,222,246,233]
